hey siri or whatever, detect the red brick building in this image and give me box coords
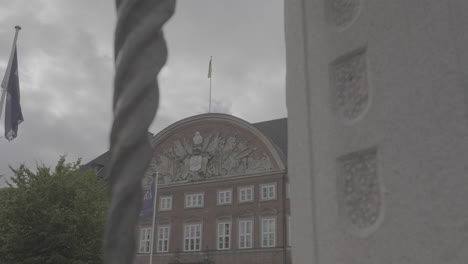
[139,114,290,264]
[86,114,290,264]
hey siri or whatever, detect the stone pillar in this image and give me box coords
[285,1,468,263]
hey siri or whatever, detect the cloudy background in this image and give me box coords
[0,0,286,186]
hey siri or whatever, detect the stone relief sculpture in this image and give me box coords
[330,48,369,122]
[337,147,382,232]
[325,0,361,28]
[149,130,273,185]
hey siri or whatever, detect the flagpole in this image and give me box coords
[208,56,212,113]
[209,74,212,113]
[0,25,21,120]
[149,172,159,264]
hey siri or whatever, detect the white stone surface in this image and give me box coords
[285,1,468,263]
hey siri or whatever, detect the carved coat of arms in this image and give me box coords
[337,147,383,234]
[150,130,273,185]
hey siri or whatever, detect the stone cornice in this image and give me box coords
[156,169,286,189]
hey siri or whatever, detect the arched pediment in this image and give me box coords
[147,114,285,186]
[237,209,255,217]
[215,214,232,220]
[183,215,204,222]
[258,207,277,216]
[157,217,171,224]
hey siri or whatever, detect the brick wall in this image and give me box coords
[135,172,291,264]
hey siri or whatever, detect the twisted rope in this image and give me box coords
[104,1,175,264]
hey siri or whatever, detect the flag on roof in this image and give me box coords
[207,56,212,78]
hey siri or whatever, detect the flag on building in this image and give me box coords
[207,56,212,78]
[139,179,156,218]
[2,42,23,141]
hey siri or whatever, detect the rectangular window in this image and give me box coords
[184,224,202,251]
[217,190,232,205]
[91,163,104,175]
[217,222,231,250]
[157,225,170,252]
[185,193,204,208]
[160,196,172,211]
[261,218,276,247]
[139,228,152,253]
[260,183,276,201]
[238,186,254,202]
[238,220,253,249]
[287,216,291,247]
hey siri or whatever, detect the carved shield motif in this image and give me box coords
[330,48,369,122]
[189,155,202,171]
[337,147,382,233]
[325,0,361,28]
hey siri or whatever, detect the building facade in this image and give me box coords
[135,114,290,264]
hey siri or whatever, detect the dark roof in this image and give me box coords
[83,118,288,170]
[253,117,288,160]
[80,151,110,178]
[81,132,154,177]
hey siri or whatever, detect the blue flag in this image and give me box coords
[3,47,23,141]
[139,179,156,218]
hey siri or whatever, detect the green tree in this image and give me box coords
[0,157,108,264]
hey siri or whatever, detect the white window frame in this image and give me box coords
[260,183,277,201]
[157,225,170,252]
[261,217,276,248]
[238,186,254,203]
[238,219,253,249]
[217,189,232,205]
[139,227,152,253]
[217,221,231,250]
[183,223,202,251]
[91,163,104,175]
[185,193,204,208]
[159,196,172,211]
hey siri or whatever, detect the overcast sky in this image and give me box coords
[0,0,286,186]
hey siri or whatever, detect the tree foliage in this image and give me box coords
[0,157,108,264]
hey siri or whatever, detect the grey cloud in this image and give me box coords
[0,0,286,187]
[209,99,232,115]
[0,1,114,185]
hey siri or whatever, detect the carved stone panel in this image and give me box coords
[330,48,369,122]
[325,0,360,28]
[337,147,382,233]
[146,121,279,186]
